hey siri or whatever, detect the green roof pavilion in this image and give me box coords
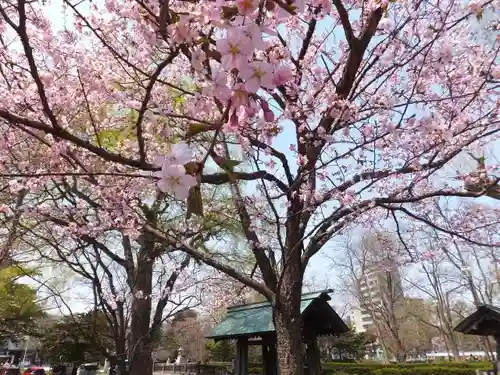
[208,290,349,375]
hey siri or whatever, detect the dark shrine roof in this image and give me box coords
[207,289,349,341]
[454,304,500,337]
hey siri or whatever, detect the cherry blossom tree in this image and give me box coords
[22,198,203,375]
[1,0,500,374]
[10,175,240,375]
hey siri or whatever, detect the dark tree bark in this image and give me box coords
[128,256,154,375]
[273,259,303,375]
[274,307,303,375]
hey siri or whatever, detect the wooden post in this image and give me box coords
[305,337,321,375]
[235,338,249,375]
[494,336,500,375]
[262,337,277,375]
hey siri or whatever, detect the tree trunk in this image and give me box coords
[444,326,460,360]
[128,258,154,375]
[274,309,303,375]
[393,338,406,362]
[273,265,303,375]
[386,314,405,362]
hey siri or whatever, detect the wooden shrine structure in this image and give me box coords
[454,304,500,374]
[207,290,349,375]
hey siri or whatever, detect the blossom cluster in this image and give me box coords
[0,0,498,255]
[153,7,297,193]
[153,142,197,200]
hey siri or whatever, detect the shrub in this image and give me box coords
[373,367,486,375]
[322,366,377,375]
[200,361,494,375]
[323,362,493,369]
[320,362,493,375]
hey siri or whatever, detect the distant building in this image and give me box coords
[350,309,371,333]
[0,337,40,365]
[350,260,404,334]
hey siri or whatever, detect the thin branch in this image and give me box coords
[144,224,273,299]
[135,51,179,162]
[332,0,356,46]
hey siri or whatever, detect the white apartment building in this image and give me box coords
[350,262,404,334]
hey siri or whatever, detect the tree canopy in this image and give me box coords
[39,310,113,364]
[319,329,376,361]
[0,266,43,338]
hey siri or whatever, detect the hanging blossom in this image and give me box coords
[154,142,197,200]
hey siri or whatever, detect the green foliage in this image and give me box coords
[205,340,235,362]
[322,362,493,370]
[0,266,44,337]
[320,329,376,361]
[372,367,488,375]
[94,121,135,151]
[174,362,493,375]
[169,81,197,111]
[201,361,493,375]
[39,310,113,363]
[319,362,494,375]
[186,123,216,138]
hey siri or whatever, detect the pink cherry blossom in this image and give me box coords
[273,65,294,86]
[297,154,308,166]
[155,164,197,200]
[198,0,224,23]
[167,142,193,165]
[216,33,254,70]
[167,15,195,44]
[152,144,192,172]
[263,110,275,122]
[341,191,356,205]
[266,159,276,169]
[230,83,249,109]
[468,0,481,14]
[421,251,436,261]
[191,48,205,72]
[210,69,231,102]
[237,23,267,50]
[239,61,275,93]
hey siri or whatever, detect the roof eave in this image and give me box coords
[454,304,500,336]
[206,330,276,341]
